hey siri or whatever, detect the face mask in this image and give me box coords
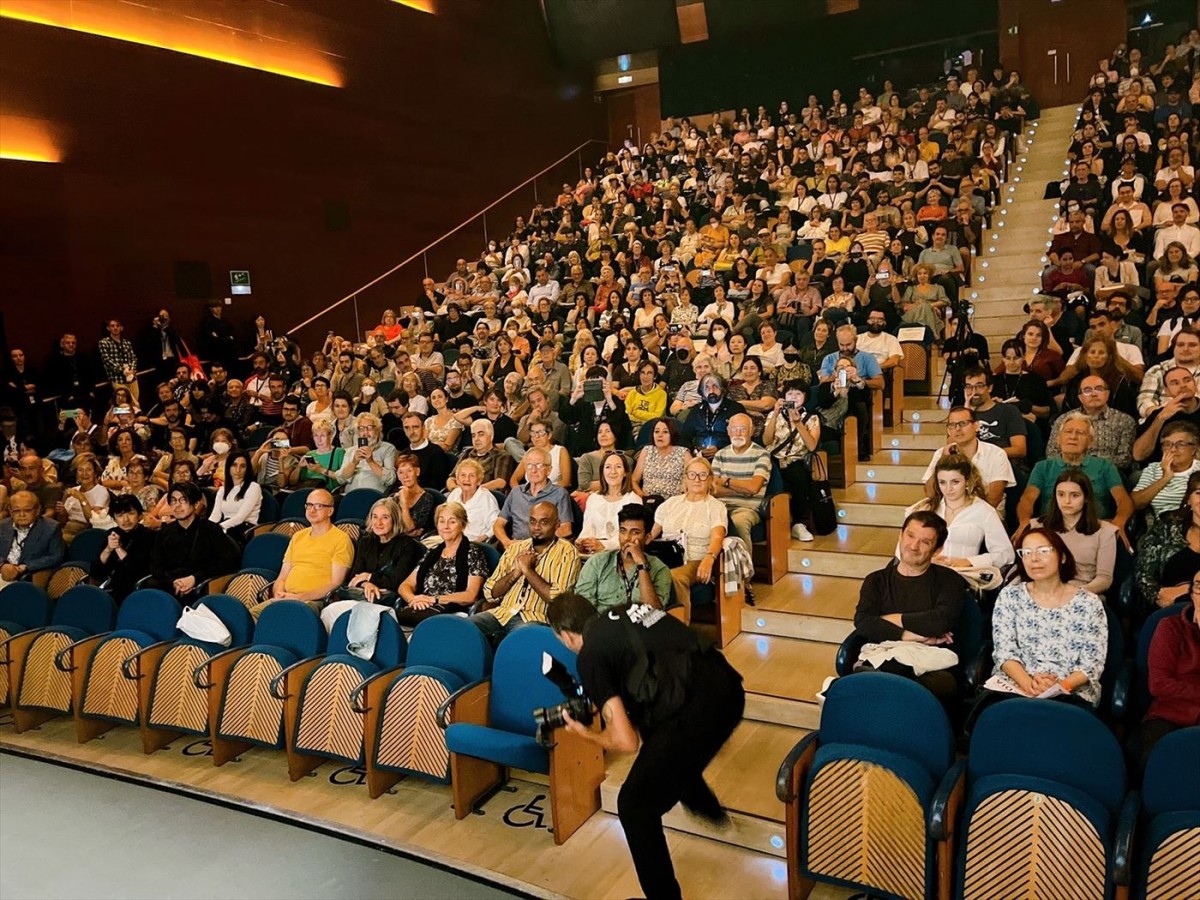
[712,329,727,341]
[212,441,230,456]
[361,385,375,396]
[507,330,519,340]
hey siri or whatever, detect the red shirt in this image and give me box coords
[1147,605,1200,727]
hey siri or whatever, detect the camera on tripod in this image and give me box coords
[532,652,594,748]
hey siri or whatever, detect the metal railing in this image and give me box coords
[286,137,609,348]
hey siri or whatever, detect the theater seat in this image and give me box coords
[1136,727,1200,900]
[360,616,493,798]
[957,699,1135,900]
[46,527,109,599]
[133,594,255,754]
[207,532,291,609]
[65,589,180,742]
[441,624,604,844]
[336,488,383,523]
[278,607,406,781]
[776,672,963,900]
[0,582,52,707]
[196,600,326,766]
[9,585,116,733]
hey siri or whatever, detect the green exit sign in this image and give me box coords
[230,270,251,295]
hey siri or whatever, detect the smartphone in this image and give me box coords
[836,370,848,390]
[669,323,682,334]
[113,406,132,416]
[272,438,291,450]
[358,436,369,448]
[60,408,80,420]
[876,270,890,281]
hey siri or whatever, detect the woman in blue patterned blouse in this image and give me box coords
[986,527,1108,707]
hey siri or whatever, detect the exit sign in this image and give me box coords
[230,270,251,295]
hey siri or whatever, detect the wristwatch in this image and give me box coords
[634,564,649,574]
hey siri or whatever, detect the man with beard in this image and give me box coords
[960,367,1028,465]
[679,373,743,458]
[854,310,903,372]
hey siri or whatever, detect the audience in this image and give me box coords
[1135,472,1200,618]
[493,447,573,546]
[907,456,1014,570]
[208,450,263,543]
[263,488,354,614]
[922,407,1015,508]
[1028,470,1118,598]
[91,493,154,601]
[649,456,728,623]
[395,502,488,626]
[712,413,770,556]
[576,452,640,554]
[146,482,239,600]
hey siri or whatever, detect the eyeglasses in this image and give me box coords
[525,462,548,470]
[685,471,710,481]
[1079,386,1109,396]
[169,496,190,505]
[946,421,974,430]
[1016,546,1056,559]
[1161,440,1197,450]
[304,502,333,510]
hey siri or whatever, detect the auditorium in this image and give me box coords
[2,1,1199,898]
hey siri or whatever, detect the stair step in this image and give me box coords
[789,547,891,577]
[869,449,932,467]
[725,634,835,729]
[854,462,929,483]
[600,719,803,856]
[892,421,948,437]
[743,608,855,644]
[750,573,860,620]
[835,482,927,505]
[904,395,950,410]
[880,431,945,450]
[902,407,948,423]
[835,502,907,527]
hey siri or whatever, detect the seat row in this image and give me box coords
[0,583,606,844]
[776,672,1199,900]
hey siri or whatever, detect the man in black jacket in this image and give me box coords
[851,511,967,699]
[146,482,239,600]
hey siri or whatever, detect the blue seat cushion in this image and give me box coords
[104,628,158,649]
[311,653,379,681]
[445,722,549,775]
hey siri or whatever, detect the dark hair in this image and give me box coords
[107,427,143,457]
[222,450,254,503]
[647,416,680,445]
[332,390,354,408]
[616,502,651,531]
[110,493,143,517]
[1042,469,1101,536]
[1016,527,1077,583]
[170,459,198,486]
[960,365,992,387]
[282,394,303,411]
[313,376,330,388]
[1000,338,1025,359]
[1161,420,1200,444]
[547,591,600,635]
[900,510,949,551]
[1021,318,1052,350]
[169,481,203,506]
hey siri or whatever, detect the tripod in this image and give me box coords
[938,296,978,405]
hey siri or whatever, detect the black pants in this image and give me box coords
[617,651,745,900]
[781,458,813,526]
[848,386,872,460]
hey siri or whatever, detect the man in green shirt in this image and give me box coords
[576,504,672,613]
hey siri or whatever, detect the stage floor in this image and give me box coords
[0,713,821,899]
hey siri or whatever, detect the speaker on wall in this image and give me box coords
[173,261,213,300]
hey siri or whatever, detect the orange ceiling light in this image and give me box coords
[0,114,62,162]
[0,0,343,87]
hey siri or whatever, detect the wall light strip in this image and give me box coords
[0,3,342,87]
[0,114,62,162]
[388,0,436,12]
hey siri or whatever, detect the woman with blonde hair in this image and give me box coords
[648,456,728,622]
[907,455,1014,569]
[896,262,949,333]
[343,497,424,605]
[395,501,489,626]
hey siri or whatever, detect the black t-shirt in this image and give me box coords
[577,604,702,730]
[972,401,1027,450]
[472,412,517,447]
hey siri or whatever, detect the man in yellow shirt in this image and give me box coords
[266,488,354,614]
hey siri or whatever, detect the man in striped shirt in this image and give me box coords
[712,413,771,555]
[474,500,580,646]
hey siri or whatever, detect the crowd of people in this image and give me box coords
[2,43,1199,854]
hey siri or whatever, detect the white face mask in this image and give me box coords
[362,385,375,396]
[712,329,727,341]
[212,441,230,456]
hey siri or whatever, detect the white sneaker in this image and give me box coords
[792,524,814,542]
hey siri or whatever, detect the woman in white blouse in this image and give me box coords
[445,458,500,542]
[905,456,1014,569]
[577,452,640,554]
[209,450,263,543]
[649,456,728,623]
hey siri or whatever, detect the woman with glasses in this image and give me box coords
[982,527,1107,707]
[647,457,728,623]
[395,502,488,626]
[576,452,641,555]
[1027,469,1117,598]
[1135,471,1200,618]
[1058,334,1140,417]
[1133,422,1200,517]
[509,420,571,489]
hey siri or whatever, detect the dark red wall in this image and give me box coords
[0,0,602,367]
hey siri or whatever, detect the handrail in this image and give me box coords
[287,137,609,337]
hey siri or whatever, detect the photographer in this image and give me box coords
[765,384,822,542]
[548,593,744,900]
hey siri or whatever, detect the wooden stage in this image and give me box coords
[0,711,852,900]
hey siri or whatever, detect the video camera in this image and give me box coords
[532,652,594,748]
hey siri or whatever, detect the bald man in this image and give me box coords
[0,491,66,587]
[268,488,354,613]
[711,413,771,557]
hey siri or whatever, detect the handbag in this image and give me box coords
[808,452,837,536]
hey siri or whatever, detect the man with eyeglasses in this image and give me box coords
[0,491,66,590]
[265,488,354,615]
[921,408,1015,509]
[1017,412,1133,536]
[493,448,573,547]
[1047,375,1135,472]
[1134,366,1200,464]
[960,368,1027,464]
[1132,422,1200,516]
[146,482,239,599]
[712,413,771,557]
[445,419,512,493]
